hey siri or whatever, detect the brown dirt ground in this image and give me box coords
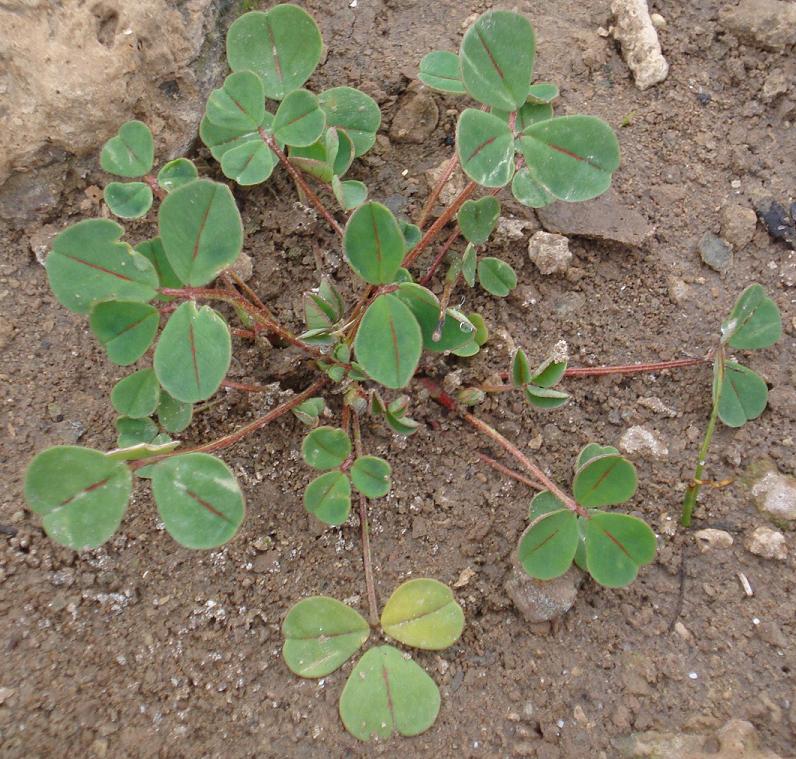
[1,1,794,757]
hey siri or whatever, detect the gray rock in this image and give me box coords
[424,157,467,208]
[536,189,652,247]
[0,0,230,225]
[389,89,439,144]
[614,718,783,758]
[719,0,796,52]
[528,231,572,275]
[611,0,669,90]
[228,252,253,283]
[745,526,787,561]
[619,425,669,459]
[746,459,796,522]
[698,232,733,272]
[504,564,583,623]
[694,528,734,552]
[719,203,757,250]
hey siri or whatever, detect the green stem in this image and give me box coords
[352,413,379,626]
[681,354,724,527]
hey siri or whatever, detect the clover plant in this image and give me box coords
[25,4,680,741]
[680,284,782,526]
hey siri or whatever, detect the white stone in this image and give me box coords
[745,527,787,561]
[611,0,669,90]
[619,425,669,459]
[528,231,572,275]
[694,528,734,552]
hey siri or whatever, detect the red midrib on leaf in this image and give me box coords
[186,489,232,524]
[527,526,560,555]
[112,311,154,339]
[601,527,632,558]
[59,476,112,507]
[381,664,396,734]
[59,253,135,282]
[284,106,317,128]
[370,205,384,272]
[388,313,401,386]
[188,320,201,391]
[527,136,607,172]
[466,135,496,164]
[191,190,215,262]
[475,27,505,81]
[265,16,284,84]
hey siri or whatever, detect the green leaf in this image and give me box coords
[524,385,569,409]
[332,176,368,210]
[318,87,381,157]
[226,6,322,100]
[462,243,477,287]
[100,120,154,178]
[528,490,566,521]
[135,237,183,292]
[459,10,535,111]
[47,219,158,314]
[115,416,159,447]
[722,284,782,350]
[154,302,231,403]
[89,301,159,366]
[205,71,266,132]
[355,295,422,389]
[157,158,198,192]
[272,88,325,147]
[380,578,464,650]
[292,397,326,427]
[24,446,131,549]
[526,82,559,104]
[304,471,351,526]
[493,102,553,130]
[585,512,656,588]
[511,166,554,208]
[477,257,516,296]
[199,110,272,162]
[302,426,352,470]
[158,179,243,286]
[104,182,153,219]
[511,348,531,387]
[400,221,422,253]
[518,508,578,580]
[517,116,620,202]
[331,128,356,176]
[469,312,489,345]
[339,645,440,741]
[573,454,637,507]
[531,356,567,388]
[106,439,179,462]
[394,283,475,353]
[458,196,500,245]
[418,50,465,94]
[385,410,420,436]
[282,597,370,678]
[289,130,337,183]
[111,368,160,418]
[151,453,245,549]
[157,391,193,434]
[222,140,277,185]
[350,456,391,498]
[575,443,619,472]
[456,109,514,188]
[717,361,768,428]
[343,202,405,284]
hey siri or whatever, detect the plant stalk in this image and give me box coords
[421,378,584,516]
[130,377,327,470]
[352,413,379,626]
[417,154,460,229]
[259,129,344,238]
[478,453,544,491]
[681,353,724,527]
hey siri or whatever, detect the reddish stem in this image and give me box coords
[478,453,544,491]
[562,356,710,377]
[144,174,167,201]
[421,378,584,516]
[260,129,344,238]
[130,377,327,470]
[417,155,460,229]
[352,413,379,626]
[419,227,461,287]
